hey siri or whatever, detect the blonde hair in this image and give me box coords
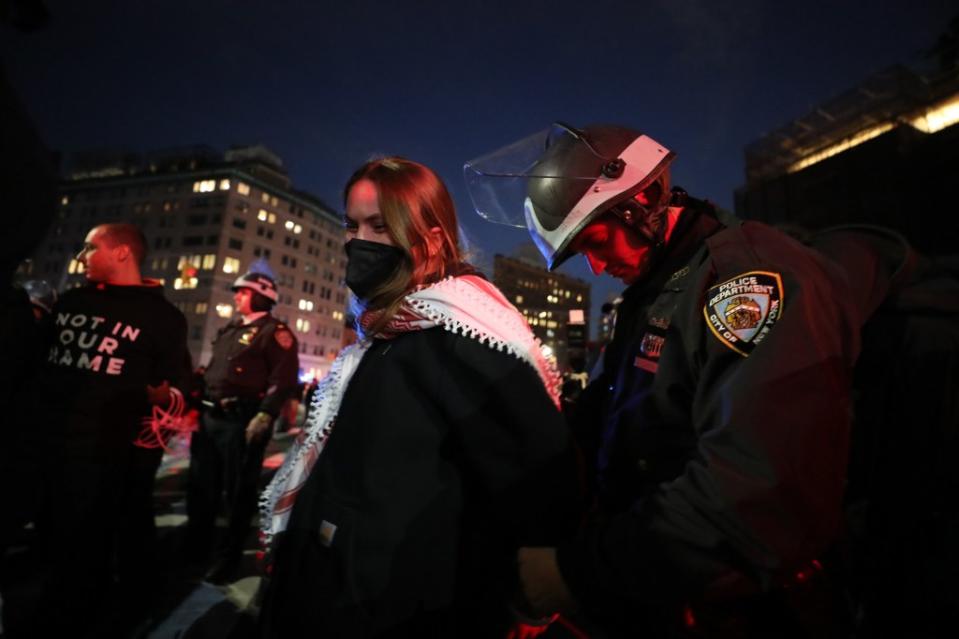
[344,156,476,333]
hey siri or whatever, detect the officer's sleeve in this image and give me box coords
[440,335,583,548]
[556,265,860,616]
[258,322,299,417]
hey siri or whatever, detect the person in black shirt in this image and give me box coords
[32,222,189,637]
[186,268,299,584]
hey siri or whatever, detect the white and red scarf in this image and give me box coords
[259,274,561,544]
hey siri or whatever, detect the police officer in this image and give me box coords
[467,123,867,637]
[187,268,299,584]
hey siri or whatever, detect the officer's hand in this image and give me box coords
[517,547,578,619]
[146,380,171,405]
[245,412,273,443]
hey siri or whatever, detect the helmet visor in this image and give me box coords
[463,124,604,228]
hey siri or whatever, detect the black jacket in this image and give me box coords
[558,201,873,636]
[203,314,299,417]
[259,327,581,638]
[41,280,189,457]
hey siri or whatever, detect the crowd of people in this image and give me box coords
[3,30,958,634]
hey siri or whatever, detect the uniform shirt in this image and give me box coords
[203,313,299,417]
[557,201,865,634]
[41,280,189,457]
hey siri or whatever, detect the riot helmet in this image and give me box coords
[231,270,278,303]
[465,122,676,270]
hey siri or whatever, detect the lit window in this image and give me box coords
[67,258,85,274]
[193,179,216,193]
[261,192,270,203]
[219,179,231,191]
[202,254,216,270]
[576,295,583,302]
[237,182,251,196]
[195,302,208,314]
[285,220,295,231]
[293,224,302,234]
[174,277,198,290]
[222,257,240,274]
[515,295,524,304]
[177,255,202,270]
[268,212,276,224]
[569,309,585,324]
[61,195,69,206]
[295,318,311,333]
[298,299,314,311]
[258,209,268,221]
[215,303,233,318]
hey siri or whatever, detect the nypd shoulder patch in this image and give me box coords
[703,271,783,356]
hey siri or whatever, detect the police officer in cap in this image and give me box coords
[466,123,872,637]
[187,265,299,584]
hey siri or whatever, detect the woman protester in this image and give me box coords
[257,157,580,638]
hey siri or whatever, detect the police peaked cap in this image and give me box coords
[525,123,675,270]
[232,271,279,302]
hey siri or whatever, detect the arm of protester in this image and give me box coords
[146,379,171,405]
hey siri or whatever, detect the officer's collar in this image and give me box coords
[240,311,268,326]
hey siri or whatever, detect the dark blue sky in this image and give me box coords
[2,0,954,330]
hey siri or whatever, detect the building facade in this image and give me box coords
[21,145,348,380]
[492,254,591,372]
[735,63,959,257]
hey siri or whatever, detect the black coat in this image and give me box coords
[259,327,581,638]
[558,202,873,637]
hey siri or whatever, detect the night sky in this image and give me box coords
[2,0,955,331]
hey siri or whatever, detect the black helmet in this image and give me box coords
[525,123,675,270]
[464,122,675,270]
[231,270,278,302]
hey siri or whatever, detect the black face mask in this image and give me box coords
[344,239,407,301]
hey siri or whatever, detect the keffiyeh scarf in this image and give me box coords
[259,274,560,544]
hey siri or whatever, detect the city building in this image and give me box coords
[735,60,959,257]
[20,145,349,380]
[492,253,591,372]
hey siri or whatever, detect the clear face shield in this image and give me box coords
[463,122,612,229]
[464,122,674,270]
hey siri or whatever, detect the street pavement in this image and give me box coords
[0,427,298,639]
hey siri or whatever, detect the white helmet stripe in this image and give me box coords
[527,134,673,269]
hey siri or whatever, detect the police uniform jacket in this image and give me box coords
[258,327,581,638]
[204,314,299,417]
[558,200,871,635]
